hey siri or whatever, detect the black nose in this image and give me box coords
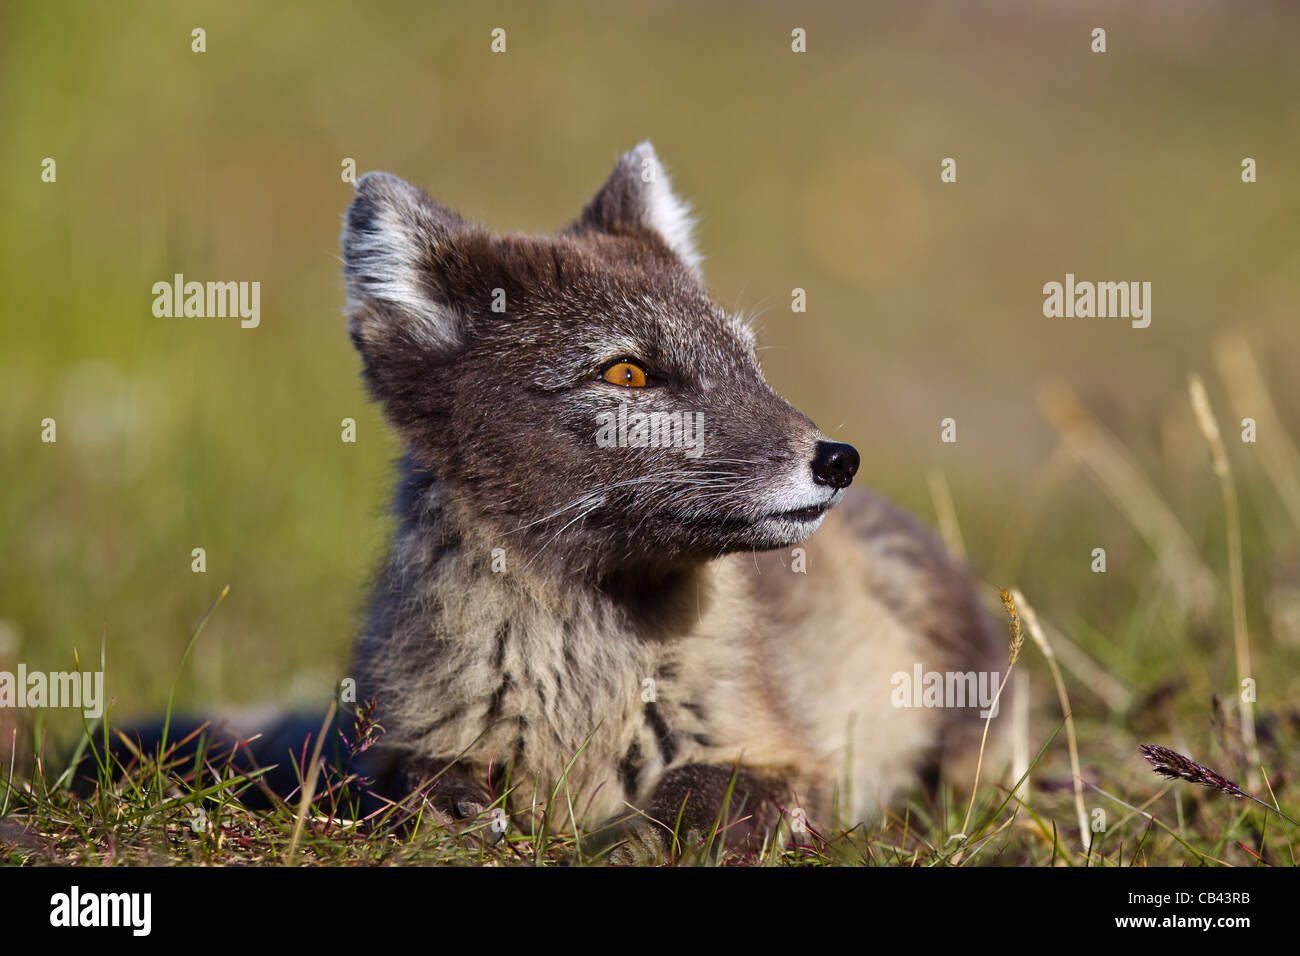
[811,441,859,490]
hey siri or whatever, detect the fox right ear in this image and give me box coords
[574,142,703,278]
[342,171,469,356]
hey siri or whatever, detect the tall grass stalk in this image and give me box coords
[1013,587,1090,856]
[1189,374,1260,791]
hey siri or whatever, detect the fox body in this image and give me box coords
[341,143,1003,852]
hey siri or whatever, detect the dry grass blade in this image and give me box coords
[1011,670,1030,803]
[1012,587,1090,856]
[927,468,966,560]
[1188,373,1260,791]
[1039,619,1131,714]
[1213,333,1300,534]
[958,588,1022,839]
[286,699,339,866]
[1038,383,1216,617]
[978,582,1130,713]
[1080,777,1226,865]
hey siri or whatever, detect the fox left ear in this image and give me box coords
[573,141,702,278]
[342,171,470,357]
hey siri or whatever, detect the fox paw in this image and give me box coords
[607,817,673,866]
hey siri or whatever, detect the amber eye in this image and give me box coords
[602,361,648,387]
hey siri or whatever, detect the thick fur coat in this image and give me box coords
[341,143,1005,855]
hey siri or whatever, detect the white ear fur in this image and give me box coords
[342,171,463,352]
[625,142,702,276]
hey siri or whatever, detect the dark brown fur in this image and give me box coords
[340,143,1007,861]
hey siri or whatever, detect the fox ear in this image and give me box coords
[574,141,702,277]
[342,171,469,355]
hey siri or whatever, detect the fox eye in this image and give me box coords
[602,361,648,388]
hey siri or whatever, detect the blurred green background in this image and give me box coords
[3,0,1299,777]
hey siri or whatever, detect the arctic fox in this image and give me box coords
[336,142,1007,858]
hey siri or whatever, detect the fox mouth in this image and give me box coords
[680,491,841,535]
[765,502,831,523]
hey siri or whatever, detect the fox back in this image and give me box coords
[341,143,1005,856]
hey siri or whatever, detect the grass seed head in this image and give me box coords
[999,588,1025,666]
[1139,743,1247,799]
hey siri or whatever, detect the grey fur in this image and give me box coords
[341,143,1006,850]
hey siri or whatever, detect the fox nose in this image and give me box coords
[810,441,859,490]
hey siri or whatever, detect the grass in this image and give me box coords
[4,336,1298,867]
[3,1,1300,867]
[1,658,1293,866]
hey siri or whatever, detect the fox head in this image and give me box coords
[341,142,858,576]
